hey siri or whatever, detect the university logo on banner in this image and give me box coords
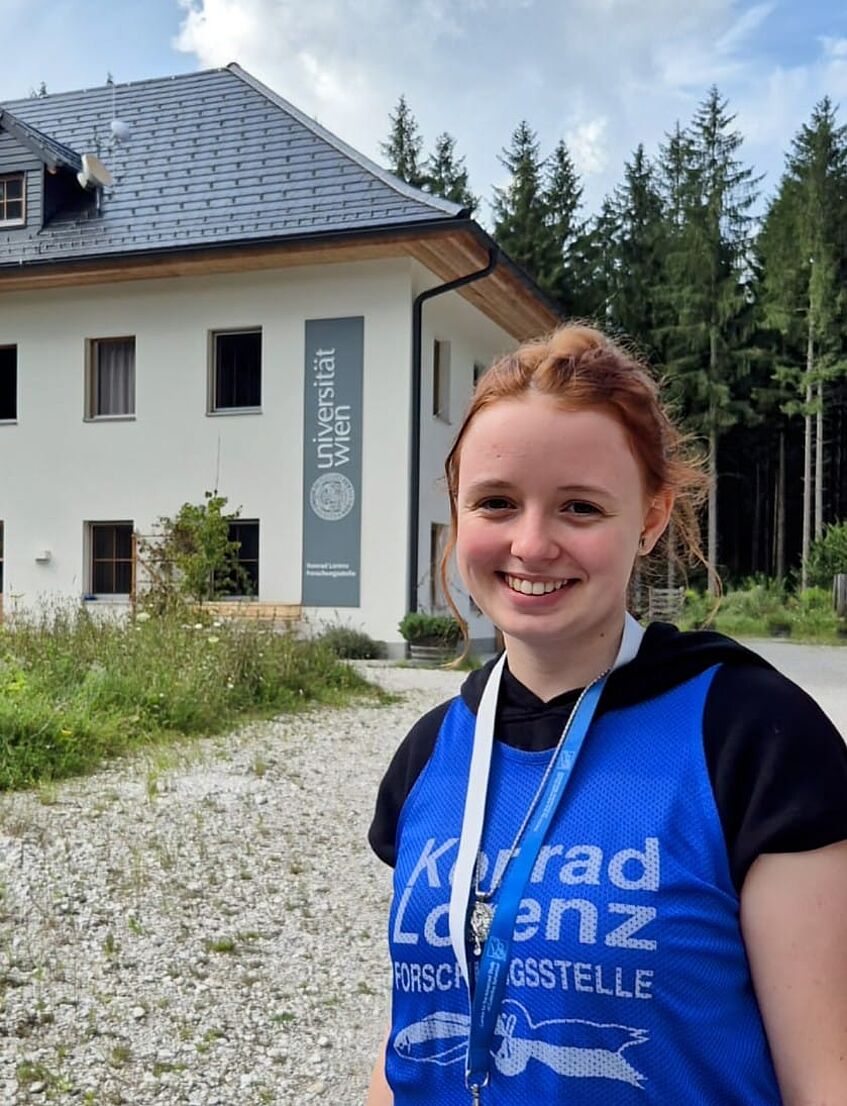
[302,317,364,606]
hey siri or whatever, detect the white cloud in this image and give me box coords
[716,1,775,55]
[565,118,609,176]
[170,0,847,221]
[820,36,847,59]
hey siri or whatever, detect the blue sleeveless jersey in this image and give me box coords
[386,667,782,1104]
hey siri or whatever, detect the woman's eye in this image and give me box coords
[565,501,601,516]
[478,497,513,511]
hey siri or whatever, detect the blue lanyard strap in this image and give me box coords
[465,672,610,1092]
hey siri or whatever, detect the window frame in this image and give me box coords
[215,519,259,598]
[432,339,451,423]
[0,344,17,423]
[86,521,134,600]
[85,336,137,420]
[208,328,263,414]
[0,173,26,227]
[429,522,449,611]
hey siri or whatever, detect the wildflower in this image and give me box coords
[135,611,152,623]
[207,636,220,645]
[194,623,204,631]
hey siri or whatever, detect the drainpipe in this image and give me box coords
[406,246,499,614]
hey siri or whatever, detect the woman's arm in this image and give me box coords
[365,1028,392,1106]
[741,840,847,1105]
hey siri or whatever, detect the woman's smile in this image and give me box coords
[454,394,670,690]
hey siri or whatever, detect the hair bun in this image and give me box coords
[546,324,606,362]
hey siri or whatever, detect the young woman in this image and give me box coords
[367,325,847,1105]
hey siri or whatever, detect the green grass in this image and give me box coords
[679,582,845,644]
[0,604,380,792]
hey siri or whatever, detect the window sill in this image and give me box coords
[432,413,452,425]
[84,415,136,423]
[0,419,18,426]
[0,219,25,229]
[83,595,131,604]
[207,407,263,417]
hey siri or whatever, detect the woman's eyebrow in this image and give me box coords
[462,479,616,498]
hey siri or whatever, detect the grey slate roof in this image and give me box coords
[0,65,464,268]
[0,109,82,173]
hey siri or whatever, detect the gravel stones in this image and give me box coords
[0,663,465,1105]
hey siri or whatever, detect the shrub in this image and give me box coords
[679,579,841,643]
[137,492,251,609]
[807,522,847,589]
[319,626,385,660]
[0,604,378,791]
[398,612,461,645]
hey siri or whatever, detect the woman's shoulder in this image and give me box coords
[368,681,479,868]
[703,653,847,891]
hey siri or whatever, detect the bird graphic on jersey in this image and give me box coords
[394,1001,648,1087]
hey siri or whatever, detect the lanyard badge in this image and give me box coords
[449,615,645,1100]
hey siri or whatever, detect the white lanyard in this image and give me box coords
[448,613,646,990]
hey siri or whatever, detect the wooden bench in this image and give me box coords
[200,602,302,627]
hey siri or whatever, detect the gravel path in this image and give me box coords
[0,665,465,1106]
[1,647,843,1106]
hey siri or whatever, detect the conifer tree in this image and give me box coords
[424,132,478,212]
[542,140,584,310]
[381,95,426,188]
[566,199,619,323]
[609,144,666,351]
[658,89,760,583]
[759,99,847,584]
[492,121,549,283]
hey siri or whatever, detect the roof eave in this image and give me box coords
[0,109,82,173]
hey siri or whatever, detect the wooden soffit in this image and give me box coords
[0,226,559,340]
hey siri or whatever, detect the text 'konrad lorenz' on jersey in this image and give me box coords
[387,667,782,1105]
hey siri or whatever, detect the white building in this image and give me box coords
[0,65,557,651]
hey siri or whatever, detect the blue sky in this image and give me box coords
[2,0,846,223]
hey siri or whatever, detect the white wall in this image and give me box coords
[413,261,517,645]
[0,258,413,642]
[0,255,520,647]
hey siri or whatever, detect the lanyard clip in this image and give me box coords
[465,1070,489,1104]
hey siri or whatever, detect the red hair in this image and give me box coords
[440,324,712,637]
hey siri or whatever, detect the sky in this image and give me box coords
[2,0,846,224]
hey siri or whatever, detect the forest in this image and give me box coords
[382,91,847,592]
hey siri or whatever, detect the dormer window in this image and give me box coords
[0,174,25,226]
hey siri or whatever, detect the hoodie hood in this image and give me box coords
[459,622,775,718]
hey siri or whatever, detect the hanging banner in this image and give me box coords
[302,317,363,606]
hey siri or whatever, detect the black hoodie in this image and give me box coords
[369,623,847,893]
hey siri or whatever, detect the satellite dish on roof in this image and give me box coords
[110,119,131,144]
[77,153,114,190]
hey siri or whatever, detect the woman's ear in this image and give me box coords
[640,489,674,555]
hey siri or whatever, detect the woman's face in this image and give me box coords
[455,394,671,663]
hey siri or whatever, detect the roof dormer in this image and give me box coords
[0,108,88,231]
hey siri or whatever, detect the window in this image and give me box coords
[216,520,259,596]
[89,523,133,596]
[473,362,487,388]
[430,522,449,611]
[211,329,262,411]
[87,337,135,418]
[0,174,25,226]
[0,346,16,421]
[0,521,4,593]
[432,340,450,422]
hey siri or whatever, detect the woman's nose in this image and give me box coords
[510,512,559,562]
